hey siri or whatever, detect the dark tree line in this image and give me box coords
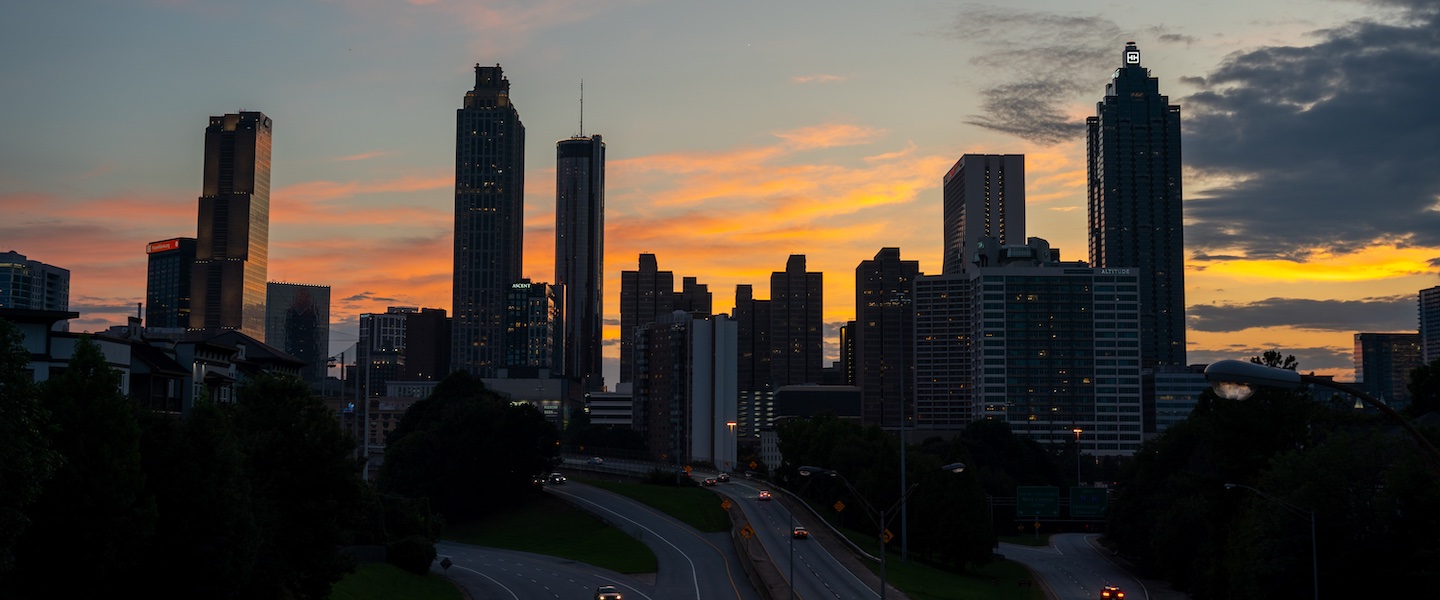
[1106,351,1440,598]
[0,322,436,599]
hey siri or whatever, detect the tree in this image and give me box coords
[1406,358,1440,417]
[0,319,59,574]
[377,371,560,520]
[7,337,156,596]
[229,373,370,600]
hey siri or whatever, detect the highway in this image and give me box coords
[433,541,652,600]
[1000,533,1148,600]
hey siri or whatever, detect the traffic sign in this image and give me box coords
[882,529,894,544]
[721,499,732,511]
[740,524,754,539]
[1070,487,1108,517]
[1016,486,1060,517]
[833,500,846,513]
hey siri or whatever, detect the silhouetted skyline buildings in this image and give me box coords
[943,154,1024,275]
[452,64,525,378]
[555,134,606,391]
[191,111,272,339]
[1087,42,1186,369]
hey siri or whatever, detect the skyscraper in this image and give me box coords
[943,154,1024,274]
[855,247,920,429]
[453,64,525,377]
[555,134,605,390]
[1355,332,1421,410]
[145,238,195,329]
[620,254,676,383]
[191,111,272,338]
[770,254,823,386]
[506,280,559,371]
[265,282,330,382]
[1087,43,1185,369]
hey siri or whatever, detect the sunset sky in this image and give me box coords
[4,0,1438,387]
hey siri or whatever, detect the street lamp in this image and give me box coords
[798,462,966,600]
[1225,483,1318,600]
[1204,359,1440,475]
[1072,428,1084,486]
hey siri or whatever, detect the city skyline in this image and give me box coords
[5,1,1439,387]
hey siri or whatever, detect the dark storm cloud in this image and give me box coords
[341,291,402,303]
[1188,295,1416,332]
[938,4,1122,145]
[1183,3,1440,260]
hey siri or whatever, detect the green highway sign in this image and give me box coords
[1070,487,1109,517]
[1016,485,1060,517]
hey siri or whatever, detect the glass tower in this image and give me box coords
[555,134,605,390]
[452,64,525,377]
[191,111,272,338]
[1086,43,1185,368]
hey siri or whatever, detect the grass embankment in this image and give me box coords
[822,518,1048,600]
[583,479,732,533]
[444,491,659,573]
[327,562,461,600]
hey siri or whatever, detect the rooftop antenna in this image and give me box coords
[579,79,584,137]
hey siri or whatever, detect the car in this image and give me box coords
[717,472,730,483]
[758,490,772,501]
[531,475,546,486]
[548,472,567,484]
[588,456,605,465]
[594,584,623,600]
[1100,585,1126,599]
[703,477,718,486]
[792,526,809,539]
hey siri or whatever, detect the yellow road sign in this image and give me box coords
[883,530,894,544]
[740,524,754,539]
[833,500,846,513]
[721,499,732,511]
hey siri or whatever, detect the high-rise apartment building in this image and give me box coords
[191,111,272,338]
[943,154,1024,274]
[360,307,416,397]
[619,254,675,382]
[555,134,605,390]
[403,308,451,381]
[969,238,1144,455]
[733,284,772,441]
[265,282,330,382]
[770,255,824,387]
[1087,43,1185,369]
[1354,332,1421,410]
[854,247,920,429]
[145,238,195,329]
[1,251,70,312]
[453,64,525,377]
[1420,286,1440,364]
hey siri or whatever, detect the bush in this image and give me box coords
[387,535,437,575]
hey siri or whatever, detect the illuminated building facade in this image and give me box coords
[191,111,272,339]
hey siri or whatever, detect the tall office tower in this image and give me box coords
[1420,286,1440,364]
[506,280,559,371]
[191,111,272,338]
[145,238,196,329]
[403,308,451,381]
[453,64,525,377]
[733,284,773,441]
[1087,42,1185,369]
[770,255,824,387]
[839,321,856,386]
[854,248,920,429]
[619,254,676,382]
[913,273,972,431]
[265,282,330,382]
[969,238,1144,455]
[360,307,417,397]
[942,155,1025,275]
[1354,332,1422,410]
[555,134,605,390]
[632,311,738,467]
[1,250,70,311]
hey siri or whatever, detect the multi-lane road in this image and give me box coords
[433,464,1159,600]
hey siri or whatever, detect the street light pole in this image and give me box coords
[1225,483,1318,600]
[1205,359,1440,476]
[799,462,966,600]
